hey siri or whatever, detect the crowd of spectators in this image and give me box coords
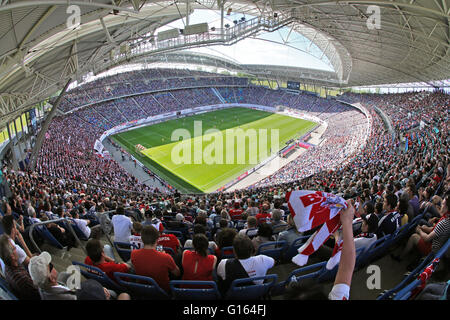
[59,68,248,113]
[0,69,448,300]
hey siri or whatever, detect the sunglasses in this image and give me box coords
[49,263,54,272]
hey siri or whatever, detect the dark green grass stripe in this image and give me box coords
[111,134,202,194]
[114,107,273,149]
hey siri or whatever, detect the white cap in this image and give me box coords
[175,213,184,221]
[28,251,52,287]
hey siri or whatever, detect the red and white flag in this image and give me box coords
[326,238,344,270]
[286,190,347,266]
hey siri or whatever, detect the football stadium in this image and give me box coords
[0,0,448,307]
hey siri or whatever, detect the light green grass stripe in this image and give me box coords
[141,112,315,192]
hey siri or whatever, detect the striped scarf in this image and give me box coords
[286,190,347,266]
[326,232,374,270]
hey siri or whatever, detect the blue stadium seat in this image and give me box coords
[66,219,89,241]
[113,242,138,262]
[34,225,64,250]
[220,246,234,259]
[392,278,421,300]
[162,246,175,257]
[114,272,169,300]
[317,247,365,283]
[233,220,247,231]
[225,274,278,300]
[170,280,221,300]
[271,261,326,297]
[377,238,450,300]
[212,215,221,230]
[0,276,18,300]
[357,234,391,267]
[283,235,310,262]
[256,241,287,262]
[72,261,124,293]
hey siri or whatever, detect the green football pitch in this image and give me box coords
[111,107,316,193]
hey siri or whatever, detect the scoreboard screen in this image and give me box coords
[287,81,300,90]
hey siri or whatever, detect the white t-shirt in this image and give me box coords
[74,218,91,238]
[30,217,41,224]
[111,215,133,243]
[238,228,258,238]
[354,234,377,252]
[9,238,27,265]
[328,283,350,300]
[217,255,275,284]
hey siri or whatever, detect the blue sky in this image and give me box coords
[156,9,333,71]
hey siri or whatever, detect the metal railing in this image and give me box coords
[27,208,145,260]
[109,15,293,68]
[28,218,87,255]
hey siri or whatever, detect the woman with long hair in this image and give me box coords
[181,234,217,287]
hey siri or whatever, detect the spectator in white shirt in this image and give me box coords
[111,206,133,243]
[217,234,275,294]
[238,216,258,239]
[72,211,92,239]
[354,213,378,252]
[129,222,144,249]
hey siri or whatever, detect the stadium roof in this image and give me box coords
[0,0,449,128]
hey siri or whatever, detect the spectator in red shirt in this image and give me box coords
[84,239,132,281]
[256,205,271,225]
[157,230,182,265]
[229,202,244,220]
[131,226,180,293]
[181,233,217,286]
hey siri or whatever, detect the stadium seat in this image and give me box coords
[113,242,138,262]
[33,225,64,250]
[256,241,287,262]
[0,276,18,300]
[22,216,32,229]
[113,272,169,300]
[230,214,242,221]
[317,247,365,283]
[72,261,124,293]
[225,274,278,300]
[392,278,422,300]
[377,238,450,300]
[271,224,288,235]
[271,261,326,297]
[65,219,89,241]
[169,280,221,300]
[220,246,235,259]
[257,217,270,225]
[212,216,222,230]
[233,220,247,231]
[357,234,392,266]
[0,258,4,277]
[162,246,175,257]
[283,235,310,262]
